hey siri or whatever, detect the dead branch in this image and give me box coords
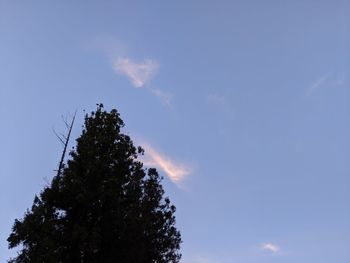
[56,110,77,178]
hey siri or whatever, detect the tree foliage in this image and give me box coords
[8,104,181,263]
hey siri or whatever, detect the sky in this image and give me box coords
[1,1,350,262]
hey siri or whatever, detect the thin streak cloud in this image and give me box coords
[261,243,280,253]
[142,144,190,184]
[113,57,159,88]
[305,73,330,96]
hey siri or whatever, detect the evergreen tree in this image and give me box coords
[8,104,181,263]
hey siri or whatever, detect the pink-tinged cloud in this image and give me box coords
[261,243,280,253]
[142,144,190,184]
[113,57,159,88]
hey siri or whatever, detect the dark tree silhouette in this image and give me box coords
[8,104,181,263]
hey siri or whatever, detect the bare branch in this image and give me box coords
[52,128,66,146]
[61,115,70,129]
[59,132,68,140]
[56,110,77,178]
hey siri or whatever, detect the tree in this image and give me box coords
[8,104,181,263]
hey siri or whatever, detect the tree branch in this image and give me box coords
[56,110,77,177]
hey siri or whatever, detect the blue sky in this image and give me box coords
[1,1,350,262]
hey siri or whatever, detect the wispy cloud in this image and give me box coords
[151,89,173,106]
[305,73,330,96]
[261,243,280,253]
[88,38,173,106]
[142,143,190,185]
[113,57,159,88]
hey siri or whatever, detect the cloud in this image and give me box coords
[142,144,190,184]
[151,89,173,106]
[113,57,159,88]
[261,243,280,253]
[305,73,330,96]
